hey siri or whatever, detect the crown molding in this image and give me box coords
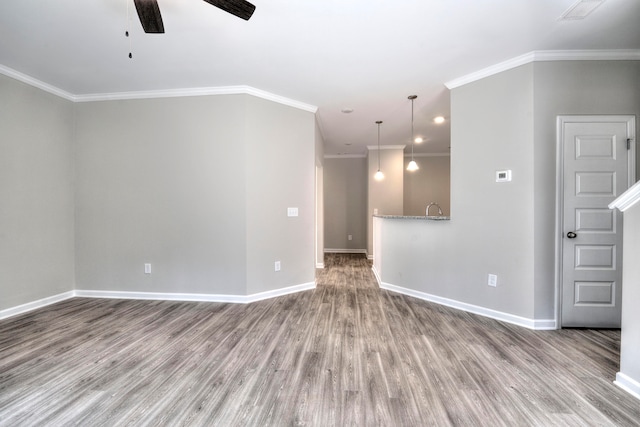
[0,64,317,113]
[445,49,640,89]
[0,64,76,101]
[404,152,451,158]
[324,154,367,159]
[74,85,318,113]
[366,145,406,151]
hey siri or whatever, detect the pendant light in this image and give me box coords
[407,95,419,171]
[374,120,385,181]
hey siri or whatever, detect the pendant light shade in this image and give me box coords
[374,120,385,181]
[407,95,419,172]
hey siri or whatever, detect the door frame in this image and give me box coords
[555,115,636,329]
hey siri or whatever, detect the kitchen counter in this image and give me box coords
[373,215,450,220]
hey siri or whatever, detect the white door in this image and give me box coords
[559,116,635,328]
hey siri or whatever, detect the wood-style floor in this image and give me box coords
[1,253,639,426]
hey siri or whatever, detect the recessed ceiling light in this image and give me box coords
[345,143,352,146]
[434,116,445,124]
[414,137,423,143]
[560,0,605,20]
[341,108,354,114]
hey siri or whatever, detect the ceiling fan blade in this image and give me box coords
[202,0,256,21]
[133,0,165,33]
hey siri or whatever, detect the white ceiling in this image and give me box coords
[1,0,639,156]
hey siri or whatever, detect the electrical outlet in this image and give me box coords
[275,261,281,272]
[488,274,497,287]
[348,234,353,241]
[144,263,151,274]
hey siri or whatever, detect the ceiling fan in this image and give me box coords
[133,0,256,33]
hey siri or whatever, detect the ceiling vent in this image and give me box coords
[560,0,605,20]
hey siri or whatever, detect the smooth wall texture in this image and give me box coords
[375,60,640,325]
[315,120,325,267]
[75,94,316,297]
[377,64,536,319]
[323,157,367,252]
[368,147,404,257]
[0,75,75,310]
[244,96,316,294]
[532,60,640,319]
[403,155,451,216]
[74,96,248,295]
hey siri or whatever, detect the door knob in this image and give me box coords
[566,231,577,239]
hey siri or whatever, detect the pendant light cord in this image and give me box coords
[126,0,133,58]
[377,121,382,170]
[411,97,415,160]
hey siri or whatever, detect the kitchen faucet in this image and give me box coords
[426,202,443,216]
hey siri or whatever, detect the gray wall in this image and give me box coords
[532,60,640,319]
[376,60,640,324]
[0,75,75,310]
[367,147,404,257]
[404,155,451,216]
[323,157,367,251]
[440,63,536,317]
[75,96,248,295]
[325,150,451,257]
[244,96,316,294]
[74,94,316,296]
[315,120,325,267]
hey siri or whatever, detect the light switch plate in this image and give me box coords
[287,207,298,217]
[488,274,497,287]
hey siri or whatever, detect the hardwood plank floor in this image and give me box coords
[1,253,639,426]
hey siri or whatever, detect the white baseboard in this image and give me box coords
[0,282,317,320]
[379,281,557,330]
[0,291,75,320]
[316,263,325,269]
[75,281,316,305]
[371,265,382,286]
[324,248,367,254]
[74,289,249,304]
[615,372,640,400]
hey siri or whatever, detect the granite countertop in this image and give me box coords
[374,215,450,220]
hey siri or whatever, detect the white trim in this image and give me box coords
[0,291,75,320]
[610,180,640,212]
[371,265,382,286]
[445,49,640,89]
[0,65,75,101]
[0,283,316,319]
[0,64,317,113]
[555,115,636,328]
[324,248,368,254]
[404,152,451,158]
[75,282,316,304]
[366,145,407,151]
[316,263,325,269]
[615,372,640,401]
[74,85,318,113]
[324,154,367,159]
[74,289,248,304]
[379,282,557,330]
